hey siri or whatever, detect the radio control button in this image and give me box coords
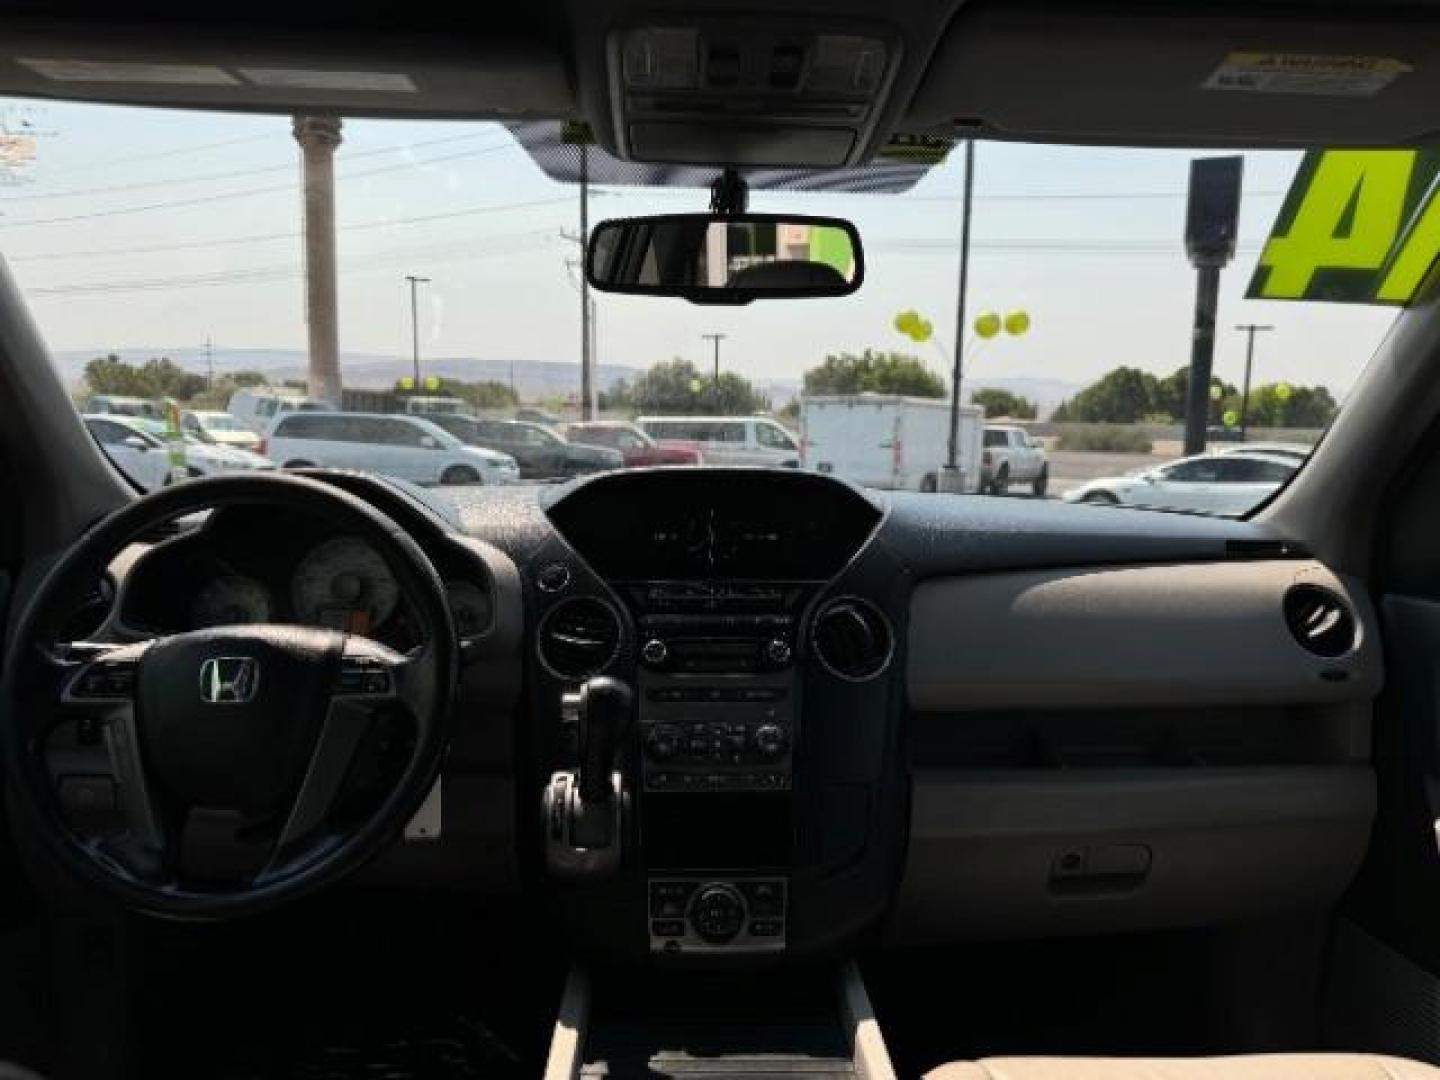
[642,638,669,664]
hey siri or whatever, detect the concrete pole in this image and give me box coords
[293,116,343,406]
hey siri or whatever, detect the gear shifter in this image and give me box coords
[544,676,634,878]
[576,676,633,806]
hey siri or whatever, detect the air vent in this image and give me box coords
[1283,584,1357,658]
[538,597,622,679]
[813,597,893,681]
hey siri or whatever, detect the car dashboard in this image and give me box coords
[72,467,1381,958]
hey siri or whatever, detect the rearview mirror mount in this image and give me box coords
[586,213,863,305]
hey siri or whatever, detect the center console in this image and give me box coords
[535,469,903,963]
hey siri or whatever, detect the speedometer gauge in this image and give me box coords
[191,575,273,628]
[292,537,399,632]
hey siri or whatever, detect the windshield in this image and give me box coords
[10,99,1397,514]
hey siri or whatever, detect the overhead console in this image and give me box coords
[610,20,896,166]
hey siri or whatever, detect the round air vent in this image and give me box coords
[538,597,622,679]
[1283,584,1357,658]
[813,597,893,681]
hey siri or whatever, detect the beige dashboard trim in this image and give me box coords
[908,560,1381,710]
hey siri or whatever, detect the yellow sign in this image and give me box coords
[1248,148,1440,304]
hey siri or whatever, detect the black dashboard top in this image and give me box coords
[441,471,1294,581]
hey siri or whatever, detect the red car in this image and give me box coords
[562,422,703,467]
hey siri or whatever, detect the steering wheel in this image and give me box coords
[0,473,457,918]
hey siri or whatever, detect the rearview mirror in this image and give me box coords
[586,213,863,304]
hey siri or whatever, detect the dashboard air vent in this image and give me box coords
[539,597,621,679]
[813,597,893,681]
[1283,584,1357,658]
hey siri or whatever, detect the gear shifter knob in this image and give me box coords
[576,676,633,805]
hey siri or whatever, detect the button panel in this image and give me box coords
[335,657,393,697]
[648,876,787,954]
[639,677,794,793]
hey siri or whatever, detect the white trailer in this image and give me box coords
[799,395,984,492]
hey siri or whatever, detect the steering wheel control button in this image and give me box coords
[764,638,793,666]
[71,661,136,700]
[336,658,392,696]
[690,884,746,944]
[753,723,789,758]
[537,563,572,594]
[641,638,669,665]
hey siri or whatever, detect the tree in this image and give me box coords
[630,358,769,415]
[802,349,945,398]
[598,378,634,413]
[1153,366,1237,424]
[1220,382,1337,429]
[83,354,207,401]
[971,388,1037,419]
[1057,366,1158,424]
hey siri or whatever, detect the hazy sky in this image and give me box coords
[0,96,1402,399]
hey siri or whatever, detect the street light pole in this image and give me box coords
[1234,323,1274,442]
[945,139,975,486]
[406,275,430,388]
[702,333,726,385]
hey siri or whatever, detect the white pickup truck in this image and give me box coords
[981,425,1050,496]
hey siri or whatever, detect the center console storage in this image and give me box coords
[544,963,897,1080]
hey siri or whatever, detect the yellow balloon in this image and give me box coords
[1003,309,1031,336]
[893,312,912,333]
[974,311,1001,339]
[911,319,933,343]
[1209,384,1223,401]
[688,378,704,394]
[1222,409,1240,428]
[1274,382,1293,401]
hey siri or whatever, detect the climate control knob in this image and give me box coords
[641,638,669,665]
[765,638,793,665]
[754,723,789,759]
[690,884,746,943]
[645,723,682,761]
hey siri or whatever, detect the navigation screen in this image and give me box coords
[546,470,881,581]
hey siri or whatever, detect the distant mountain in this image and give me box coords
[51,346,1073,414]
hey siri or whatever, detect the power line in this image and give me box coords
[25,229,558,296]
[7,193,575,262]
[43,132,279,178]
[2,139,523,229]
[0,130,497,202]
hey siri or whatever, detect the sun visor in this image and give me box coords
[908,2,1440,147]
[505,121,953,194]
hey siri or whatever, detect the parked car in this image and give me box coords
[85,415,274,490]
[422,415,621,480]
[1217,441,1312,461]
[560,421,704,467]
[84,394,163,419]
[179,409,264,452]
[1063,451,1299,515]
[515,406,562,425]
[637,416,801,467]
[263,411,518,486]
[981,424,1050,496]
[228,387,333,434]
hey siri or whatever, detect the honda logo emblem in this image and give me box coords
[198,657,259,704]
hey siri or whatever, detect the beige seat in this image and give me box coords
[925,1055,1440,1079]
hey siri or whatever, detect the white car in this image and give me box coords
[85,415,275,491]
[180,409,264,452]
[263,411,519,486]
[981,424,1050,496]
[1217,441,1312,462]
[637,415,801,467]
[1062,451,1299,516]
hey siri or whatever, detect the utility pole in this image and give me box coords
[406,275,431,388]
[1234,323,1274,442]
[942,139,975,492]
[292,116,343,407]
[579,143,594,420]
[702,333,726,386]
